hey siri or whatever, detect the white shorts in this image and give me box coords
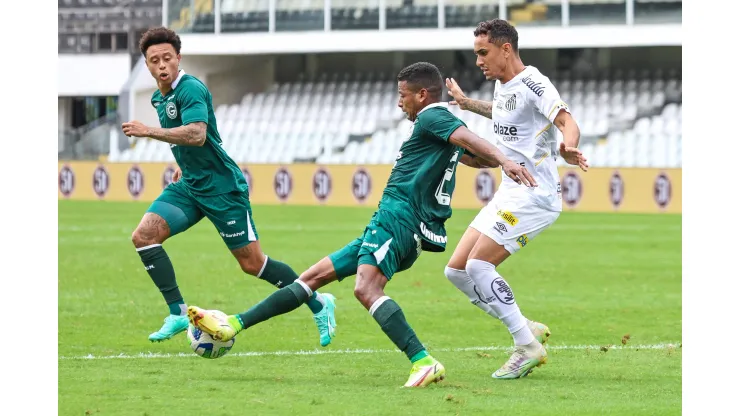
[469,193,560,255]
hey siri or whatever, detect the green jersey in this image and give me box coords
[151,71,246,196]
[379,103,466,252]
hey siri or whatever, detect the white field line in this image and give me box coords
[59,342,681,361]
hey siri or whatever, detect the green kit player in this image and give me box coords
[188,62,536,387]
[121,27,336,345]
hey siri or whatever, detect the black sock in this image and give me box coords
[138,245,184,315]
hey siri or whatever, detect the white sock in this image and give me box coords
[444,266,494,315]
[465,259,535,346]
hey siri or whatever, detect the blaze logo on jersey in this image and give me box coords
[493,122,518,142]
[654,173,672,209]
[127,165,144,198]
[92,165,109,198]
[59,165,75,198]
[166,101,177,119]
[521,74,545,96]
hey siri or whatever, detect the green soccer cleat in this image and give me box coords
[313,293,337,347]
[527,320,551,345]
[403,356,446,387]
[188,306,239,342]
[492,343,547,380]
[148,314,189,342]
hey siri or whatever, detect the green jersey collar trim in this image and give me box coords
[416,102,448,117]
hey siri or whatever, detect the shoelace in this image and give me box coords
[502,347,528,371]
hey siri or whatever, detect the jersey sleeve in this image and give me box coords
[178,82,209,125]
[417,109,465,142]
[532,78,570,123]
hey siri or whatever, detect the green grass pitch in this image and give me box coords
[59,200,681,416]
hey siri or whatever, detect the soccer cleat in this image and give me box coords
[187,306,238,342]
[148,314,189,342]
[313,293,337,347]
[403,356,446,387]
[492,343,548,380]
[527,320,551,345]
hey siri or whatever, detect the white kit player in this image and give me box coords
[444,19,589,379]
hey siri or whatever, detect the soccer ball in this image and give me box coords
[186,321,235,359]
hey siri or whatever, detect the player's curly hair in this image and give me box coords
[139,27,182,56]
[474,19,519,52]
[397,62,444,100]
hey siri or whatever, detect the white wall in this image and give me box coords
[58,54,132,96]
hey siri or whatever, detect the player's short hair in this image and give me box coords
[474,19,519,52]
[139,27,182,56]
[397,62,444,101]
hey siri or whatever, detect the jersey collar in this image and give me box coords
[171,69,186,90]
[417,102,448,116]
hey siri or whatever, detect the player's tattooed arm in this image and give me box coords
[122,120,207,146]
[145,122,207,146]
[463,100,494,119]
[449,126,537,187]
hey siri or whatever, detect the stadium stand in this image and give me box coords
[111,67,682,168]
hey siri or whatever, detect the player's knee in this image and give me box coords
[444,266,465,283]
[465,259,493,281]
[131,226,158,248]
[238,251,266,276]
[353,274,382,308]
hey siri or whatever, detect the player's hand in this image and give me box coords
[559,142,589,172]
[122,120,151,138]
[172,168,182,183]
[502,161,538,188]
[445,78,469,110]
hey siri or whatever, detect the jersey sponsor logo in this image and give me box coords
[362,242,379,249]
[610,171,624,209]
[59,165,75,197]
[352,168,372,203]
[127,165,145,198]
[654,173,672,209]
[162,165,176,189]
[420,222,447,244]
[492,277,515,305]
[521,74,545,97]
[312,168,332,202]
[220,230,245,238]
[561,171,582,208]
[475,171,496,203]
[497,210,519,226]
[166,101,178,119]
[516,234,529,248]
[241,167,253,191]
[494,222,508,234]
[493,122,518,142]
[92,165,109,198]
[274,168,293,201]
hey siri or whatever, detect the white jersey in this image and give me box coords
[490,66,569,212]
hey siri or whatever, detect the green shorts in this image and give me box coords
[146,180,258,250]
[328,210,422,281]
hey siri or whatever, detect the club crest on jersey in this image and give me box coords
[166,101,178,119]
[497,94,517,112]
[521,75,545,97]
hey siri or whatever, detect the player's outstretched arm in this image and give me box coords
[122,121,207,147]
[460,153,498,169]
[445,78,493,119]
[449,126,537,187]
[553,111,588,171]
